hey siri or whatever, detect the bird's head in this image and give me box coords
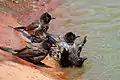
[40,12,56,24]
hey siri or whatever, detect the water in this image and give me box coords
[56,0,120,80]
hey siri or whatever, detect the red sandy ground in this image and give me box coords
[0,0,69,80]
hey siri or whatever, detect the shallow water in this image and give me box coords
[56,0,120,80]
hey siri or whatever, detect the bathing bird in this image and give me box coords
[59,36,87,67]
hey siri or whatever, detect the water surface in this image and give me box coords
[57,0,120,80]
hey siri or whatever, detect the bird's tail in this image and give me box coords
[0,46,14,53]
[14,27,25,30]
[8,25,34,42]
[8,25,25,30]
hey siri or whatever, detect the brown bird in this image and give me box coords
[0,38,52,65]
[14,12,55,37]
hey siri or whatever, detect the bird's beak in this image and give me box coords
[75,36,80,39]
[82,57,87,61]
[52,17,56,19]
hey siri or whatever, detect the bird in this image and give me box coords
[51,32,87,67]
[0,38,52,65]
[14,12,55,37]
[59,36,87,67]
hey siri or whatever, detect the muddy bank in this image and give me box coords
[0,49,67,80]
[0,0,68,80]
[0,0,61,25]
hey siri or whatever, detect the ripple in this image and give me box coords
[61,0,120,80]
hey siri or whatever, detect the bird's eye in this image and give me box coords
[47,43,51,47]
[46,17,50,20]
